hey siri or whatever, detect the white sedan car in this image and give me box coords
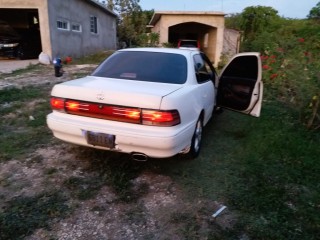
[47,48,263,160]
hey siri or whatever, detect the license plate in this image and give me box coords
[85,131,115,148]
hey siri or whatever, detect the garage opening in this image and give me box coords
[168,22,217,63]
[0,8,42,59]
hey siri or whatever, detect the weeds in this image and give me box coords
[0,86,46,103]
[0,64,41,80]
[71,51,114,65]
[0,85,51,162]
[63,175,104,200]
[71,148,147,202]
[155,100,320,239]
[0,192,70,240]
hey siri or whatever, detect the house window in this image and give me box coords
[57,20,69,30]
[71,23,82,32]
[90,16,98,34]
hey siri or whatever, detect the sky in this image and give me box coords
[138,0,319,19]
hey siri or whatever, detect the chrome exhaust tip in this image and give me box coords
[131,152,148,162]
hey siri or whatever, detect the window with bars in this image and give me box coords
[57,20,69,30]
[71,23,82,32]
[90,16,98,34]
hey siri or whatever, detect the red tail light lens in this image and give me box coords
[50,97,180,126]
[64,100,142,124]
[142,110,180,126]
[65,100,81,111]
[50,97,65,111]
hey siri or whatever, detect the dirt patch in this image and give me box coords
[0,63,97,90]
[1,144,232,239]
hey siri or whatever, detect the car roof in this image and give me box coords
[118,47,200,56]
[179,39,198,42]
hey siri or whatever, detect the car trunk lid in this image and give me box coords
[51,76,183,109]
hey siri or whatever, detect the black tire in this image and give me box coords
[17,47,26,60]
[188,116,203,159]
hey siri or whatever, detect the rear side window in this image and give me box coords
[193,54,217,84]
[92,51,188,84]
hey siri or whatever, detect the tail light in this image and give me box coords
[50,97,180,126]
[142,110,180,126]
[50,97,65,111]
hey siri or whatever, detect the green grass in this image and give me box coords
[69,148,147,202]
[71,51,114,65]
[152,100,320,239]
[0,86,46,103]
[1,52,319,239]
[0,64,42,80]
[0,86,52,161]
[0,192,70,240]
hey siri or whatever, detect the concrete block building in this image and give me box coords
[0,0,117,60]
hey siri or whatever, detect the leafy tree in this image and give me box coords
[106,0,153,47]
[225,13,242,30]
[240,6,280,50]
[308,1,320,20]
[107,0,141,15]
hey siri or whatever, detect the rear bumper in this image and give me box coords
[47,112,195,158]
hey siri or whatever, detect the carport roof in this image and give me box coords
[148,11,225,26]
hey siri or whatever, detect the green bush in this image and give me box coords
[248,20,320,130]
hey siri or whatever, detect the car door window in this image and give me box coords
[193,54,216,84]
[216,53,263,117]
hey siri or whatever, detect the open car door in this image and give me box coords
[216,52,263,117]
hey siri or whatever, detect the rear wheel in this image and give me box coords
[188,117,203,158]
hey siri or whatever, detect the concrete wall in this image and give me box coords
[0,0,117,60]
[150,12,225,66]
[47,0,117,59]
[222,28,240,58]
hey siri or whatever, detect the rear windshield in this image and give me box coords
[180,40,198,48]
[92,51,188,84]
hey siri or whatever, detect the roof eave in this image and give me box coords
[85,0,118,18]
[149,11,226,26]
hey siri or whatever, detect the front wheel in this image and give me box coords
[188,117,203,159]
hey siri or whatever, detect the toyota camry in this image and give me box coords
[47,48,263,160]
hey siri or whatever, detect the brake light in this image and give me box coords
[66,100,80,111]
[125,109,141,120]
[142,110,180,126]
[109,106,141,123]
[50,97,180,126]
[50,97,65,111]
